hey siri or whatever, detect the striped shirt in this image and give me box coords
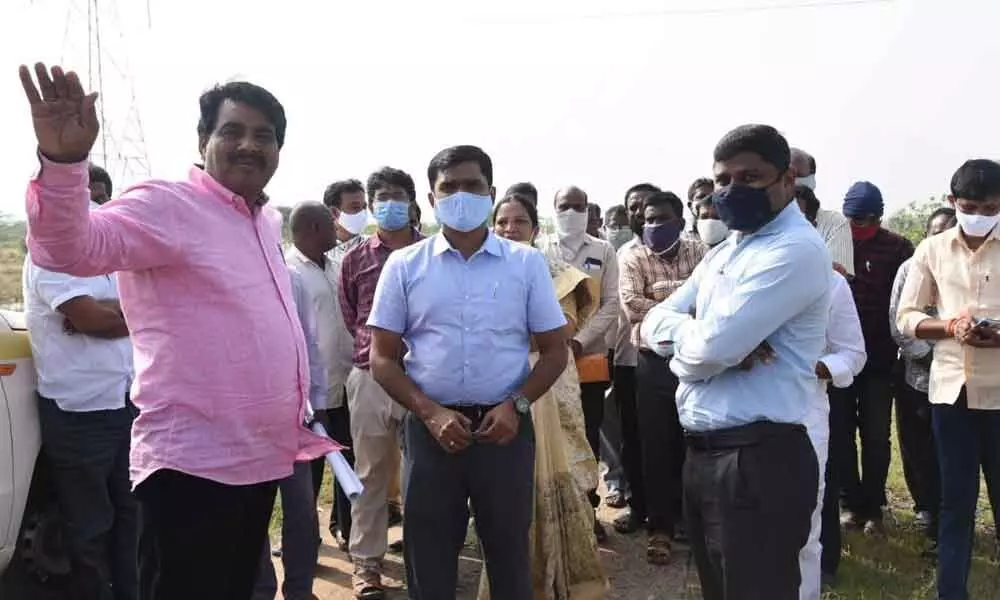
[619,238,708,349]
[816,209,855,277]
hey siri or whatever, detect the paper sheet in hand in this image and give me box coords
[310,422,364,502]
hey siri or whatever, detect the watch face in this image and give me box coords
[515,396,530,414]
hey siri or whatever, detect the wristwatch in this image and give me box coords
[509,393,531,416]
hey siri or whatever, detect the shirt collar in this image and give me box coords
[947,223,1000,249]
[188,165,268,212]
[286,245,326,270]
[748,201,807,238]
[432,230,503,257]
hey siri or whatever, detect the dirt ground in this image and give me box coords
[277,498,693,600]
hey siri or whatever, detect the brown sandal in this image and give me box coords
[353,571,385,600]
[647,533,673,565]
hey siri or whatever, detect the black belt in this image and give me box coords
[685,420,805,451]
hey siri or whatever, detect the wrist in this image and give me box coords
[507,392,531,416]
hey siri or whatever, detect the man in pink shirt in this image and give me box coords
[18,63,335,599]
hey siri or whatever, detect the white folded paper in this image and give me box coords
[310,421,364,502]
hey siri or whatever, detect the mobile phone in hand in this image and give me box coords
[972,317,1000,333]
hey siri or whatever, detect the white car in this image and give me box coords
[0,309,40,577]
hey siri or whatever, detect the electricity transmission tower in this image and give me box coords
[58,0,152,188]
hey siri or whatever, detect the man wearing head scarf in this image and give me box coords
[832,181,913,537]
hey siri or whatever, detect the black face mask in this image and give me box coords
[713,175,782,232]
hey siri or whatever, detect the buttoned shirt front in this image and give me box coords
[25,158,335,487]
[897,226,1000,409]
[640,202,832,432]
[367,231,566,406]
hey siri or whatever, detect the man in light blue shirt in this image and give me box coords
[641,124,829,600]
[367,145,568,600]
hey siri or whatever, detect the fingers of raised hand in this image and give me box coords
[18,65,42,104]
[50,65,69,99]
[33,63,56,101]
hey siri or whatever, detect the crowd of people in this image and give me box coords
[15,60,1000,600]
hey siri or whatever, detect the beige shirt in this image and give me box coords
[541,233,620,355]
[897,226,1000,409]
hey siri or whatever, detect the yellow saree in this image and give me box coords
[478,256,607,600]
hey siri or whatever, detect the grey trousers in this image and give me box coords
[253,461,318,600]
[402,411,534,600]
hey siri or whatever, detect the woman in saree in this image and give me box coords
[477,192,607,600]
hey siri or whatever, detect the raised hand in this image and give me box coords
[19,63,99,163]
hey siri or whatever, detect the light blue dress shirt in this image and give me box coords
[290,269,329,413]
[640,202,831,432]
[367,231,567,406]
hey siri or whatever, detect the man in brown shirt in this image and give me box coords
[897,159,1000,600]
[338,167,423,598]
[619,191,707,565]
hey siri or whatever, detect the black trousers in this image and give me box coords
[580,379,609,506]
[821,398,844,577]
[38,394,138,600]
[894,373,940,518]
[136,469,277,600]
[311,402,353,542]
[614,364,645,519]
[684,422,818,600]
[830,368,893,520]
[636,350,685,536]
[402,410,534,600]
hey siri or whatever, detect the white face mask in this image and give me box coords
[554,210,588,239]
[696,218,730,246]
[338,210,369,236]
[795,174,817,191]
[956,210,1000,238]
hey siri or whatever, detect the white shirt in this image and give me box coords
[815,209,855,277]
[286,246,352,409]
[819,271,868,391]
[23,257,132,412]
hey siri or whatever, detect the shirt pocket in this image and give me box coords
[482,279,527,335]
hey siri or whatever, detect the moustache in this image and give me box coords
[230,153,266,169]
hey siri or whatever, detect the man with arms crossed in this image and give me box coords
[368,145,568,599]
[642,125,828,599]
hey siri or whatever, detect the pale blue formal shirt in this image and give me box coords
[367,231,567,406]
[640,202,831,432]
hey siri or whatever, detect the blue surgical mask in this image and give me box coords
[434,191,493,232]
[713,180,779,232]
[372,200,411,231]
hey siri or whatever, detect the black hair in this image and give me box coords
[289,201,332,235]
[587,203,601,218]
[411,201,422,221]
[643,191,684,219]
[927,206,957,229]
[713,124,790,173]
[493,193,539,229]
[950,159,1000,201]
[366,167,416,204]
[606,204,628,220]
[427,145,493,188]
[687,177,714,201]
[796,185,821,222]
[808,155,817,174]
[624,183,661,201]
[504,182,538,206]
[197,81,287,148]
[88,163,112,196]
[323,179,365,209]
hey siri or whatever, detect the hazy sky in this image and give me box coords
[1,0,997,222]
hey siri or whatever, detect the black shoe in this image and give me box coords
[673,524,689,544]
[613,511,644,535]
[821,571,837,588]
[388,538,404,553]
[388,503,403,528]
[914,510,935,536]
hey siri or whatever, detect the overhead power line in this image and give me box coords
[475,0,895,24]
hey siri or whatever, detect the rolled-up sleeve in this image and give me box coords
[526,250,569,334]
[27,157,184,276]
[647,241,828,382]
[367,253,408,334]
[897,241,935,338]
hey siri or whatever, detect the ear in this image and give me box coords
[427,192,436,208]
[490,186,497,201]
[329,206,341,220]
[947,194,957,208]
[198,135,208,159]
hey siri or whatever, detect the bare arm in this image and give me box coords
[58,296,128,339]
